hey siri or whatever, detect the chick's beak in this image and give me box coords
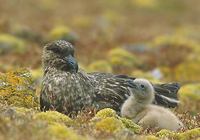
[126,80,137,89]
[129,83,137,89]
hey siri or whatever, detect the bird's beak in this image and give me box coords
[126,80,137,89]
[129,83,137,89]
[64,55,79,73]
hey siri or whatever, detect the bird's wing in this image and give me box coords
[153,83,180,99]
[89,73,180,110]
[89,73,133,112]
[153,83,180,107]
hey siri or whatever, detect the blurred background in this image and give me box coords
[0,0,199,85]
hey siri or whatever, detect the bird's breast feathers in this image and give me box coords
[41,71,94,111]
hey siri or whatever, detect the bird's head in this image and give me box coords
[130,78,155,103]
[42,40,78,73]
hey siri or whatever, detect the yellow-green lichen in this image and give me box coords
[95,117,125,133]
[34,111,74,126]
[120,117,142,134]
[95,108,118,119]
[177,128,200,140]
[92,108,141,134]
[0,69,38,108]
[144,135,159,140]
[48,123,84,140]
[156,128,200,140]
[156,129,177,139]
[108,48,137,68]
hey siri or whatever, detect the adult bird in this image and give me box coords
[40,40,180,116]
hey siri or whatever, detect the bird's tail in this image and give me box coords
[153,83,180,108]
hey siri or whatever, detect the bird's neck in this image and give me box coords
[131,96,148,111]
[43,66,77,76]
[135,96,154,106]
[43,67,63,76]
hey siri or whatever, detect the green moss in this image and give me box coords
[95,117,124,133]
[0,69,38,108]
[95,108,118,119]
[49,26,70,38]
[156,128,200,140]
[120,117,142,134]
[156,129,177,139]
[177,128,200,140]
[108,48,137,68]
[34,111,74,126]
[0,34,26,54]
[88,60,112,73]
[48,123,85,140]
[145,135,159,140]
[92,108,142,134]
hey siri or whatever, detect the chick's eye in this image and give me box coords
[140,84,145,89]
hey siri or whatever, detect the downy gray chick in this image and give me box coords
[121,78,183,131]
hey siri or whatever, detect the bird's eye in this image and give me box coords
[52,47,62,53]
[47,44,62,54]
[140,84,145,89]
